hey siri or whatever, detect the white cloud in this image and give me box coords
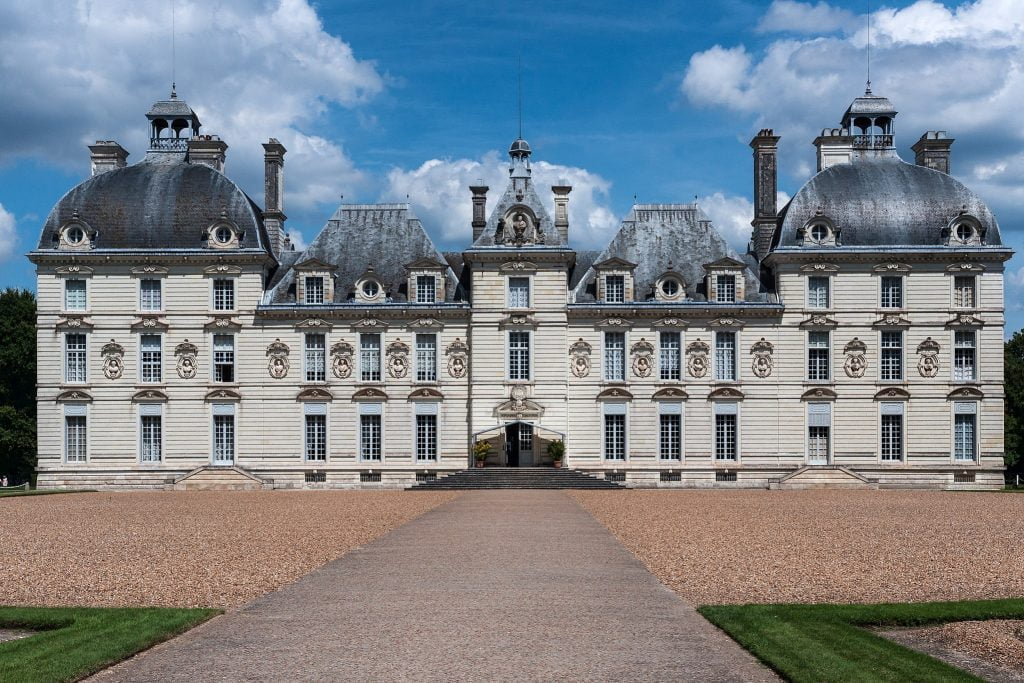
[383,153,619,249]
[0,203,16,262]
[698,191,791,253]
[757,1,855,34]
[286,229,308,252]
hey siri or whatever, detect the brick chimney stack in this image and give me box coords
[749,128,781,262]
[911,131,954,175]
[187,135,228,173]
[88,141,128,176]
[470,182,489,241]
[552,182,572,243]
[263,139,287,256]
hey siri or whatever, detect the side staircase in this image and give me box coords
[170,465,271,491]
[769,465,878,490]
[407,467,625,490]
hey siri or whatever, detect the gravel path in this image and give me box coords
[0,491,455,608]
[883,620,1024,682]
[571,489,1024,605]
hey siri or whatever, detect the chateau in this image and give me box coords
[31,87,1013,490]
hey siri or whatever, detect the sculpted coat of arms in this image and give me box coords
[749,338,774,378]
[917,337,941,378]
[386,340,411,379]
[174,340,199,379]
[100,340,124,380]
[843,338,867,378]
[630,338,655,378]
[569,338,592,378]
[266,339,290,379]
[330,341,354,379]
[445,338,469,379]
[686,339,710,378]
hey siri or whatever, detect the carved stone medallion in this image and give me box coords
[917,337,941,378]
[266,339,290,379]
[630,338,655,378]
[569,338,592,378]
[843,338,867,379]
[100,340,124,380]
[686,339,710,379]
[749,338,774,378]
[330,341,354,379]
[445,338,469,379]
[174,340,198,379]
[386,340,410,379]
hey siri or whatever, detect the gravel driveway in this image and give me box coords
[0,490,455,608]
[571,489,1024,605]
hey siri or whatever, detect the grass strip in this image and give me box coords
[698,599,1024,682]
[0,489,96,499]
[0,606,218,682]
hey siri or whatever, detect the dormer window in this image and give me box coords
[703,258,746,303]
[206,219,240,249]
[416,276,437,304]
[716,275,736,303]
[304,276,325,305]
[363,281,379,298]
[58,218,95,251]
[946,215,982,246]
[214,226,233,244]
[66,226,85,245]
[800,216,838,247]
[654,271,686,302]
[605,275,625,303]
[661,279,679,297]
[293,258,337,305]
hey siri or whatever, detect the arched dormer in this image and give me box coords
[654,268,686,302]
[799,213,839,247]
[944,212,984,246]
[57,214,96,251]
[355,267,386,303]
[205,213,242,249]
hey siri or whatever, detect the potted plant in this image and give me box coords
[547,440,566,468]
[473,440,492,468]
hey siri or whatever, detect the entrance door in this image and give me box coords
[518,424,534,467]
[505,423,519,467]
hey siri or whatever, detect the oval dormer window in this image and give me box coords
[955,223,974,242]
[810,223,829,242]
[661,279,679,297]
[214,226,233,244]
[362,281,380,298]
[65,226,85,245]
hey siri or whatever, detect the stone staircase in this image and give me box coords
[407,467,625,490]
[170,465,271,491]
[769,465,878,490]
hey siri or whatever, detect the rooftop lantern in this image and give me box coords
[146,87,201,152]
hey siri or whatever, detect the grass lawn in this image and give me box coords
[0,606,218,682]
[700,599,1024,682]
[0,489,96,499]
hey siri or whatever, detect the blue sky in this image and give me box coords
[0,0,1020,332]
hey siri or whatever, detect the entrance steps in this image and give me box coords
[170,465,271,491]
[769,465,878,490]
[407,467,625,490]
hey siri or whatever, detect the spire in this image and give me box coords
[865,0,872,95]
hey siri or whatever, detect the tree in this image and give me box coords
[0,288,36,485]
[1005,330,1024,479]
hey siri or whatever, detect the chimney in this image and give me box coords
[552,182,572,243]
[749,129,781,262]
[88,141,128,176]
[469,182,489,241]
[263,138,287,256]
[911,131,954,175]
[187,135,228,173]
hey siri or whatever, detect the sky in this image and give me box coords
[0,0,1020,333]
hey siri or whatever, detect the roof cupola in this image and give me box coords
[146,89,201,153]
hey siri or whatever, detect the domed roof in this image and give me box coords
[38,155,270,251]
[509,137,531,156]
[774,158,1001,249]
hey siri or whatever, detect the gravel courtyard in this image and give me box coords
[0,490,455,608]
[571,489,1024,605]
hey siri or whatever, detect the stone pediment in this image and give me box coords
[595,317,632,329]
[703,257,746,270]
[593,257,638,271]
[499,260,539,273]
[874,387,911,400]
[596,387,633,400]
[54,264,94,277]
[351,317,387,331]
[293,257,337,272]
[132,389,168,402]
[404,256,446,271]
[653,316,688,329]
[801,387,837,401]
[408,387,444,400]
[872,262,912,273]
[56,316,93,331]
[652,386,688,400]
[408,317,443,330]
[872,314,911,328]
[352,387,389,401]
[205,317,242,333]
[56,389,93,402]
[295,317,333,331]
[132,315,170,332]
[203,264,243,277]
[130,264,169,277]
[708,386,744,400]
[799,262,839,273]
[946,313,984,328]
[799,315,837,329]
[297,387,333,402]
[947,387,984,400]
[709,317,744,328]
[499,313,538,329]
[494,398,544,419]
[945,262,985,273]
[205,388,241,402]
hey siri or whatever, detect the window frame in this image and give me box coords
[806,402,832,465]
[658,402,683,461]
[139,333,163,384]
[139,278,162,312]
[507,276,531,309]
[64,332,88,384]
[659,331,682,382]
[879,275,904,309]
[879,402,905,462]
[138,403,163,463]
[304,276,325,305]
[602,403,627,461]
[304,333,327,383]
[879,330,904,382]
[806,330,831,381]
[303,403,328,462]
[713,330,737,381]
[952,329,977,382]
[715,274,737,304]
[359,333,383,383]
[507,330,532,381]
[212,333,236,383]
[604,275,626,304]
[416,275,437,304]
[415,333,438,383]
[952,402,978,463]
[64,278,88,312]
[713,402,740,462]
[603,331,626,382]
[953,275,976,309]
[211,278,236,312]
[806,275,830,310]
[64,404,88,463]
[358,403,383,462]
[414,403,439,462]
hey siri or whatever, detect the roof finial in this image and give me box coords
[517,54,523,140]
[171,0,177,98]
[865,0,872,95]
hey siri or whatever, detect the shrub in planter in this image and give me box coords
[546,439,565,467]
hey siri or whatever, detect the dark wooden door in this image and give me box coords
[506,424,519,467]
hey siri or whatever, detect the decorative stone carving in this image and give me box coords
[266,339,290,379]
[708,387,744,399]
[351,317,385,330]
[873,314,911,328]
[946,313,984,328]
[653,317,687,329]
[330,341,354,379]
[296,317,333,331]
[686,339,710,379]
[56,389,93,402]
[131,315,169,332]
[596,317,631,329]
[799,315,837,328]
[499,260,538,272]
[174,340,198,379]
[100,340,124,380]
[843,338,867,378]
[408,317,443,330]
[353,387,388,401]
[917,337,941,378]
[945,262,984,273]
[56,316,93,331]
[709,317,742,327]
[297,387,333,401]
[801,387,837,400]
[873,262,911,273]
[749,338,774,378]
[204,316,241,332]
[408,387,444,400]
[874,387,911,400]
[499,313,538,328]
[630,338,655,378]
[569,338,592,378]
[132,389,168,402]
[203,263,243,276]
[386,340,410,379]
[205,389,242,401]
[597,387,634,400]
[948,387,984,399]
[652,387,688,400]
[799,262,839,273]
[500,209,543,246]
[445,338,469,379]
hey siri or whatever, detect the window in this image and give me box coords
[661,278,680,297]
[213,279,235,311]
[954,404,977,462]
[65,405,87,462]
[714,331,736,381]
[659,404,682,460]
[807,331,830,381]
[953,330,976,382]
[65,225,85,245]
[955,223,974,242]
[716,275,736,303]
[605,275,625,303]
[508,331,531,381]
[518,423,533,455]
[415,334,437,382]
[807,276,829,309]
[304,333,326,382]
[140,279,162,311]
[659,332,681,381]
[360,334,381,382]
[140,407,162,463]
[304,405,327,462]
[213,413,235,463]
[809,223,829,242]
[65,279,87,311]
[604,405,626,460]
[880,403,904,461]
[807,403,831,464]
[508,277,530,308]
[140,334,162,383]
[880,276,903,309]
[954,276,975,308]
[304,276,324,305]
[65,333,87,383]
[416,413,438,461]
[213,334,235,383]
[362,280,380,298]
[880,331,903,381]
[213,226,233,244]
[714,404,738,461]
[416,275,436,304]
[604,332,625,381]
[359,405,382,461]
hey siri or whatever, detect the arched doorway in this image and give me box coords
[471,422,566,468]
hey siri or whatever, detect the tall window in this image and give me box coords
[954,406,977,461]
[416,414,438,461]
[880,412,903,461]
[416,275,436,304]
[880,276,903,308]
[65,333,87,383]
[714,331,736,381]
[140,279,162,311]
[508,331,531,381]
[807,403,831,464]
[213,334,235,383]
[604,332,626,381]
[714,406,738,460]
[604,275,625,303]
[659,408,682,460]
[140,334,162,383]
[213,413,235,463]
[305,407,327,461]
[508,277,530,308]
[880,331,903,381]
[305,333,326,382]
[659,332,681,381]
[415,334,437,382]
[304,276,324,305]
[807,331,830,381]
[360,334,381,382]
[213,278,235,311]
[65,412,87,462]
[807,276,829,309]
[140,411,162,462]
[954,276,976,308]
[716,275,736,303]
[953,330,976,382]
[604,407,626,460]
[359,409,382,461]
[65,279,87,311]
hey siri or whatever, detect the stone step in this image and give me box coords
[407,468,624,490]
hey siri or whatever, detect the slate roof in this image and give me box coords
[571,204,766,303]
[774,158,1001,249]
[843,92,896,118]
[38,152,270,252]
[147,97,199,119]
[268,204,463,304]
